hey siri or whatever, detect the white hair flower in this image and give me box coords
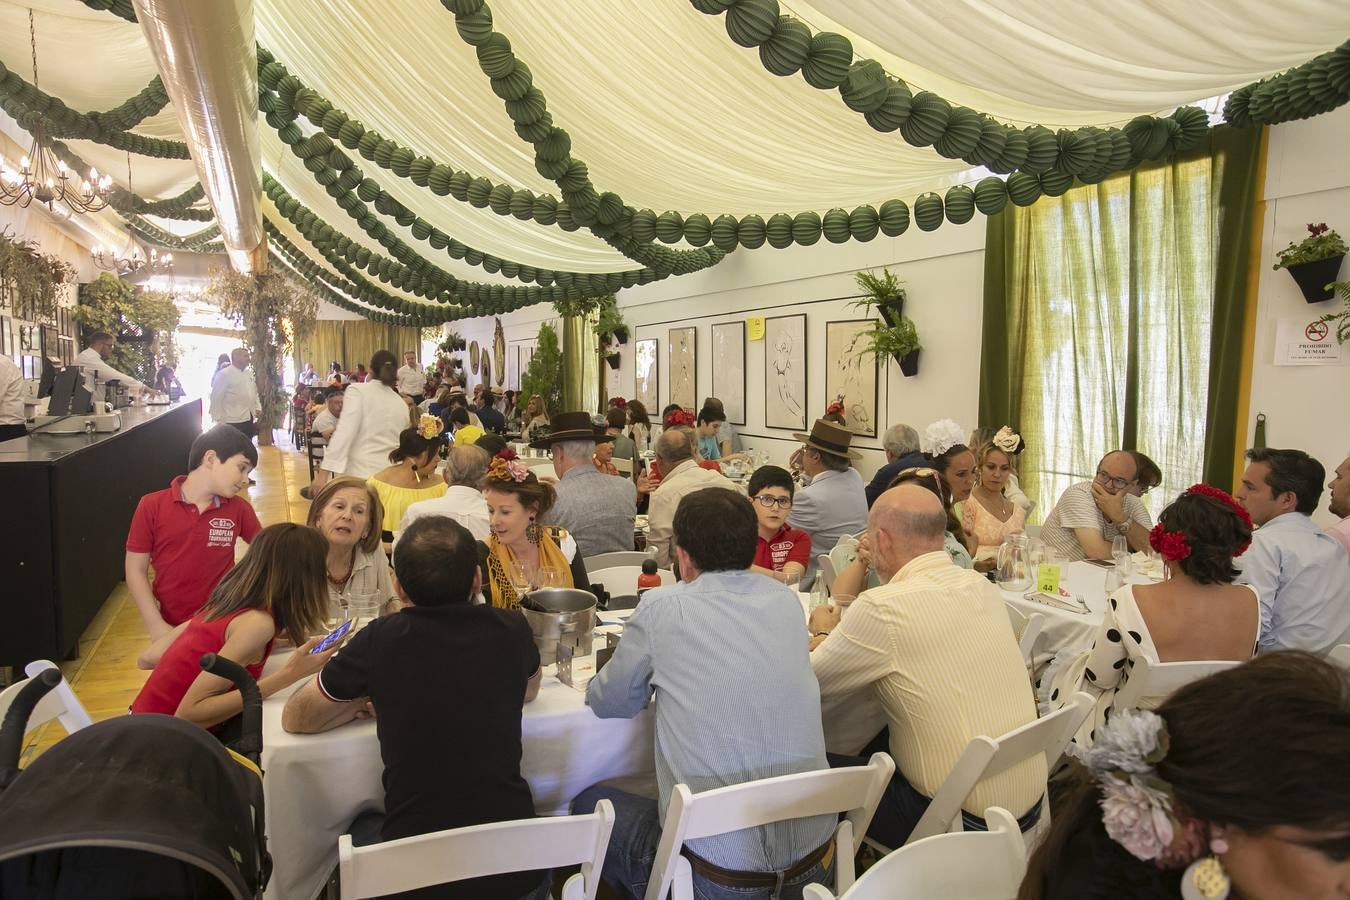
[992,425,1023,454]
[1099,773,1176,861]
[921,419,966,456]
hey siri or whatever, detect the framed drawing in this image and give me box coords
[667,326,696,411]
[825,320,879,438]
[763,314,807,431]
[634,338,658,412]
[710,321,746,425]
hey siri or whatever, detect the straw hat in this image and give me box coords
[528,411,617,449]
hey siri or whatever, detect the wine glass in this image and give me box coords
[508,560,531,596]
[1111,534,1130,573]
[536,565,564,589]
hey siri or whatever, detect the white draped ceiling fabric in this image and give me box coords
[2,0,1349,312]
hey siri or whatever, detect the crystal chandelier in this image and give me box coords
[0,10,113,213]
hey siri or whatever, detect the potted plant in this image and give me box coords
[595,296,628,344]
[1273,222,1347,303]
[859,316,922,377]
[851,267,907,327]
[1318,280,1350,344]
[0,228,75,322]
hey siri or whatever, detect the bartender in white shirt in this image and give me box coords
[209,348,261,439]
[75,332,148,398]
[0,353,26,441]
[396,350,426,404]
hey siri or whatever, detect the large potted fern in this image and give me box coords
[852,267,907,327]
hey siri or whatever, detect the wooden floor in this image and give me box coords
[22,437,313,762]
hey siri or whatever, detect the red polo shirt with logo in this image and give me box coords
[126,476,262,625]
[754,524,812,572]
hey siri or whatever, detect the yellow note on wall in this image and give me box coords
[1036,563,1061,594]
[746,316,765,341]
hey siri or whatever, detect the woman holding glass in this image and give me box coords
[747,465,810,585]
[307,476,395,621]
[477,450,589,608]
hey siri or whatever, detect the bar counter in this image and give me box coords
[1,399,203,667]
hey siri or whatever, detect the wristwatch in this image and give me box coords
[1113,520,1130,535]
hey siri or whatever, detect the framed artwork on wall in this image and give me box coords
[825,319,879,438]
[635,338,659,413]
[710,321,746,425]
[763,314,807,431]
[667,326,696,411]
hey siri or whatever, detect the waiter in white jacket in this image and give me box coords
[210,348,262,440]
[75,332,148,398]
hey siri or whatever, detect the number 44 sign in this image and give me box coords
[1275,317,1348,366]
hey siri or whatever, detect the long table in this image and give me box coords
[0,399,202,667]
[260,658,655,900]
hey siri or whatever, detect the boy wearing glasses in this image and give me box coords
[1039,451,1154,562]
[748,465,811,585]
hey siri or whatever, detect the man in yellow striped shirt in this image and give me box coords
[809,484,1045,847]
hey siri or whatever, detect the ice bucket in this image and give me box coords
[520,588,596,666]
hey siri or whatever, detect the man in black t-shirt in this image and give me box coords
[283,516,546,900]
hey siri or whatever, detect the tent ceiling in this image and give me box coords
[2,0,1349,305]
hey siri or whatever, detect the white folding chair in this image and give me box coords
[0,661,93,739]
[1003,605,1045,671]
[587,565,676,598]
[817,555,838,594]
[612,456,634,475]
[583,551,650,570]
[903,692,1093,845]
[803,807,1027,900]
[338,799,615,900]
[1327,644,1350,668]
[1113,657,1240,711]
[643,752,895,900]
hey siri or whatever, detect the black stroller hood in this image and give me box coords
[0,714,265,900]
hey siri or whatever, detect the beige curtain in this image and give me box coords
[294,320,421,374]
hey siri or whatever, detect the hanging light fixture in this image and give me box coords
[0,10,113,212]
[92,154,171,275]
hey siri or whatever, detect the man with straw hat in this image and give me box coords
[788,420,868,582]
[533,411,638,559]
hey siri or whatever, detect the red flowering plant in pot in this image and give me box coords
[1273,222,1347,303]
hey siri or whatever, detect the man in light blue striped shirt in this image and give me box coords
[576,488,836,900]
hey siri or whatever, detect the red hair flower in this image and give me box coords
[610,396,627,409]
[1181,483,1253,556]
[1149,522,1192,562]
[495,447,518,462]
[825,400,845,416]
[664,408,694,428]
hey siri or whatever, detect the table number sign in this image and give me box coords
[1036,563,1061,594]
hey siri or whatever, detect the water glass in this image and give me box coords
[346,591,384,624]
[1111,534,1130,572]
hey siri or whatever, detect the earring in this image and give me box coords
[1180,838,1231,900]
[525,519,542,545]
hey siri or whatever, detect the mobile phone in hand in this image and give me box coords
[311,618,354,654]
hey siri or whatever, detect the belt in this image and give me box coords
[681,837,834,892]
[959,797,1044,833]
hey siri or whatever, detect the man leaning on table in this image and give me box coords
[645,427,738,568]
[1037,450,1153,562]
[576,488,837,900]
[807,484,1044,848]
[282,516,549,900]
[76,331,148,397]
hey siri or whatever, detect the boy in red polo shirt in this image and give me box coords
[126,425,262,659]
[747,465,811,584]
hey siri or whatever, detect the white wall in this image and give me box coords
[1246,105,1350,526]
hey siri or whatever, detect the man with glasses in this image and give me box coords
[1038,451,1154,562]
[748,465,811,585]
[787,420,869,582]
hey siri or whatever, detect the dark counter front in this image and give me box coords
[0,400,203,667]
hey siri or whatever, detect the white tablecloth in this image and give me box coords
[260,655,654,900]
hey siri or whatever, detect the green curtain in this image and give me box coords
[294,320,422,376]
[560,312,600,413]
[979,126,1263,516]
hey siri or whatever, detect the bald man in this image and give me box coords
[809,484,1044,848]
[645,427,737,567]
[1038,450,1154,561]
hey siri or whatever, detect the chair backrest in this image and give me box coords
[339,799,615,900]
[1327,644,1350,669]
[588,565,676,599]
[612,456,634,475]
[817,554,838,593]
[643,753,895,900]
[0,661,93,739]
[906,693,1093,844]
[1113,657,1240,711]
[1003,606,1045,669]
[307,433,327,479]
[802,807,1027,900]
[584,551,649,570]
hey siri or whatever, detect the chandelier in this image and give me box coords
[93,154,172,274]
[0,10,113,213]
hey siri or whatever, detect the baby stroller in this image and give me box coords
[0,655,271,899]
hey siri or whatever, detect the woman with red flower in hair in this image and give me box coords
[1041,484,1259,748]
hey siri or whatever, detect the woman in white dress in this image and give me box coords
[1042,484,1258,747]
[312,350,413,491]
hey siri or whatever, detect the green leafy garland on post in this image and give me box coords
[74,272,180,383]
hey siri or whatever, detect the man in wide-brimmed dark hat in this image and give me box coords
[532,411,637,558]
[787,419,868,581]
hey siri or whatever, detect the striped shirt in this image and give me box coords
[812,551,1045,818]
[1039,481,1152,562]
[587,570,836,871]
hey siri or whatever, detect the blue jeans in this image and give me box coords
[571,786,832,900]
[349,812,552,900]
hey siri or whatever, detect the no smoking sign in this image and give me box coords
[1305,320,1330,342]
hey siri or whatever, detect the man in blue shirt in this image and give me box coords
[1236,447,1350,654]
[575,488,836,900]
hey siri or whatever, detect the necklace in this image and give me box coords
[976,485,1011,517]
[327,554,353,586]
